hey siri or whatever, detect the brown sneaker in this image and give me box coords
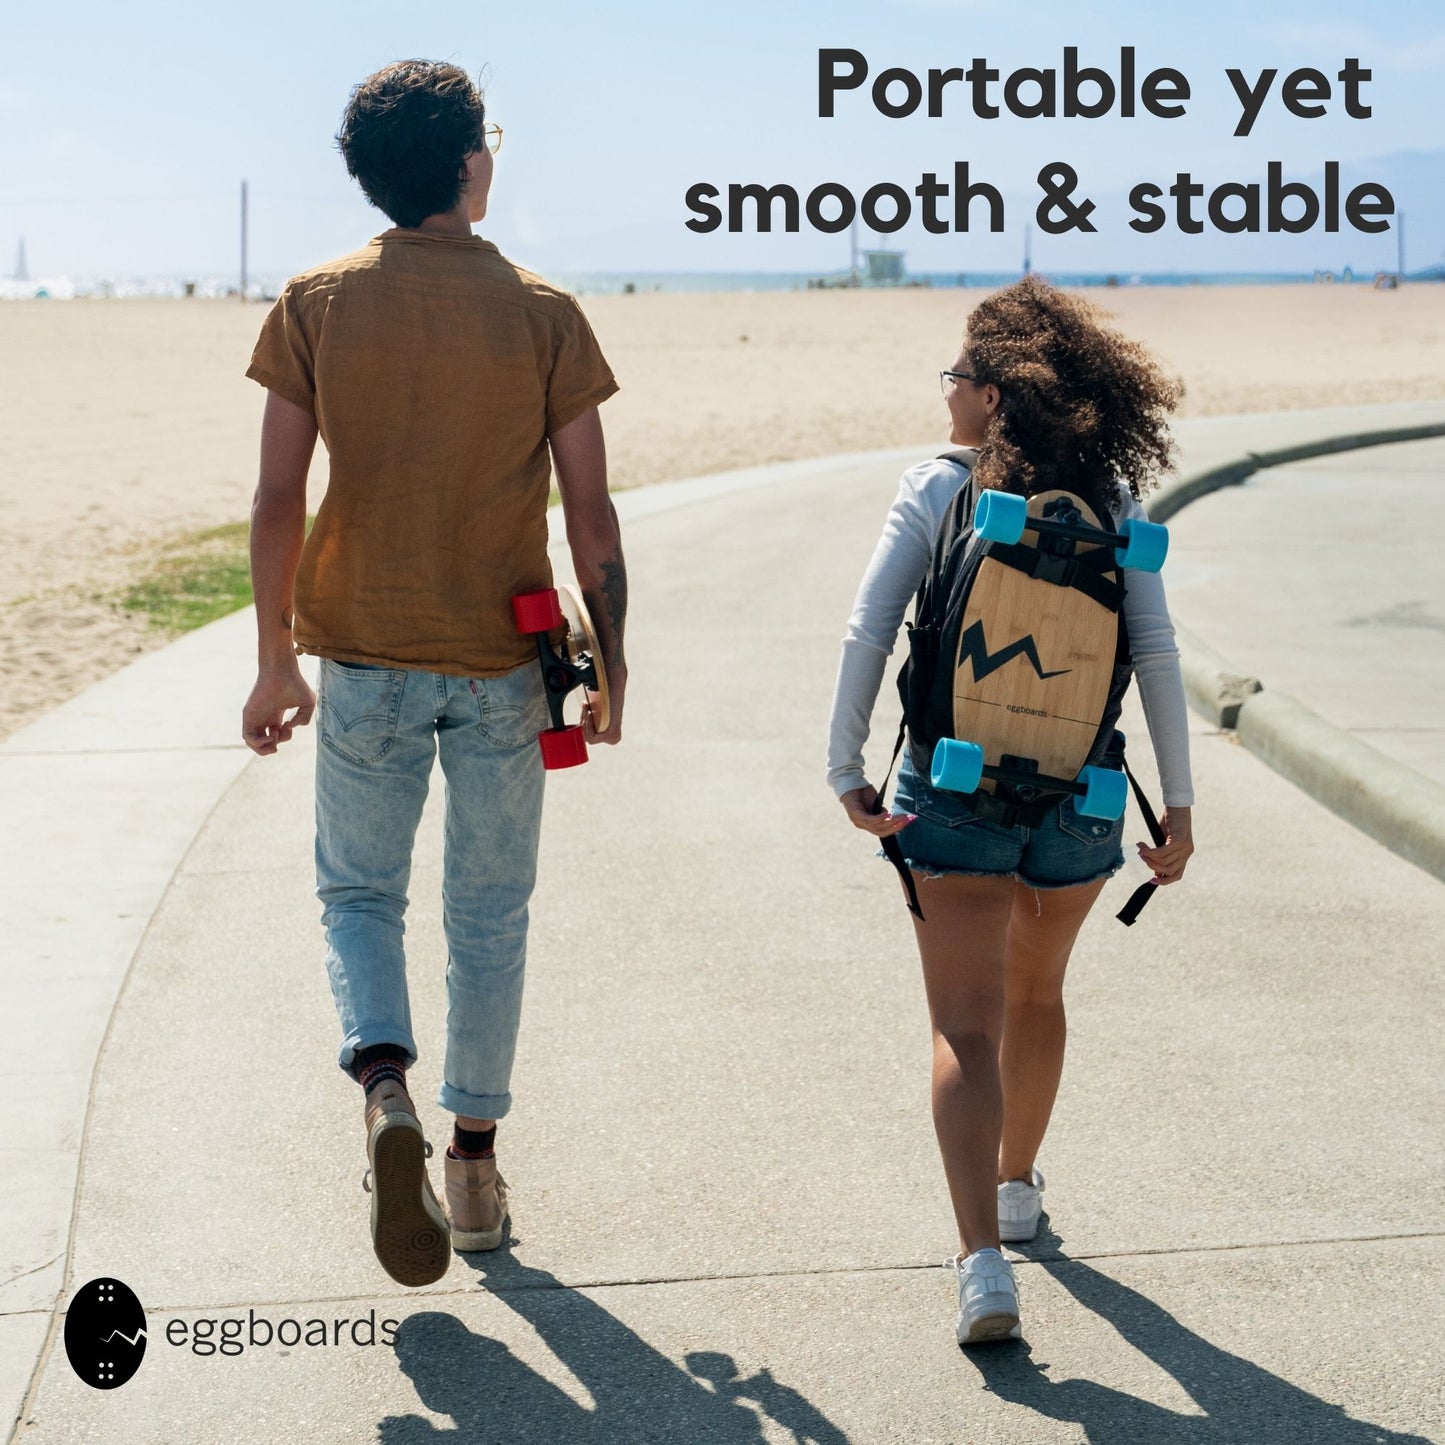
[360,1077,450,1286]
[442,1148,510,1251]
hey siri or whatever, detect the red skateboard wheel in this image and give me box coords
[538,725,588,770]
[512,589,562,634]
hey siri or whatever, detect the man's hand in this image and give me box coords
[581,665,626,746]
[248,389,317,750]
[841,784,916,836]
[551,406,628,752]
[243,664,316,755]
[1137,805,1194,885]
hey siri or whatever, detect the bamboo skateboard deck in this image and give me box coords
[952,489,1118,797]
[556,584,610,734]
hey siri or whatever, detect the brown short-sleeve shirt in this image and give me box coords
[245,229,618,676]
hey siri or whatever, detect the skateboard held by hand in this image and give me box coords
[512,585,610,770]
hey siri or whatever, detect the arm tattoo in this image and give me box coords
[600,558,627,640]
[584,554,627,670]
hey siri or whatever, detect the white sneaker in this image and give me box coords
[997,1167,1045,1242]
[952,1248,1022,1345]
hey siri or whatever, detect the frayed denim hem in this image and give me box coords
[1016,855,1126,891]
[872,848,1009,882]
[874,848,1126,890]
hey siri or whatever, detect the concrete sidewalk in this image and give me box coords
[6,409,1444,1443]
[1165,434,1445,786]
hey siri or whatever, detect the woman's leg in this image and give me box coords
[997,876,1107,1183]
[911,871,1016,1257]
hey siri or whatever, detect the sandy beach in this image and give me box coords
[3,281,1443,741]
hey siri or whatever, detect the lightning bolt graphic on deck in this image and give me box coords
[97,1328,148,1347]
[958,621,1071,682]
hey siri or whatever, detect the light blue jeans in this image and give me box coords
[314,656,549,1119]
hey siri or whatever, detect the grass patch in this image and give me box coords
[113,494,572,639]
[116,516,315,636]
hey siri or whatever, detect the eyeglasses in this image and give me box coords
[482,123,503,155]
[940,369,978,396]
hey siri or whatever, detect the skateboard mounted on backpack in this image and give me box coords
[928,487,1168,821]
[877,455,1172,927]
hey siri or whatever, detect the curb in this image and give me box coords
[1172,623,1262,731]
[1148,420,1445,884]
[1235,690,1445,883]
[1147,419,1445,524]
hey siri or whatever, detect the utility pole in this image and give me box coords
[1022,223,1032,276]
[1397,209,1406,283]
[240,179,249,301]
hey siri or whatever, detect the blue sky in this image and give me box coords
[2,0,1442,280]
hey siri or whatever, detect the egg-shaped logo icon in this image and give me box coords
[64,1277,147,1389]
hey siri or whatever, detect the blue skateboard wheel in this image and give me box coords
[931,738,984,793]
[1117,518,1169,572]
[973,489,1027,545]
[1076,765,1128,820]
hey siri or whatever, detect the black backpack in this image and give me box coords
[874,450,1166,926]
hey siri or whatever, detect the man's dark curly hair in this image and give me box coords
[336,61,485,229]
[963,275,1184,518]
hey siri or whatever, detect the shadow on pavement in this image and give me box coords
[962,1239,1431,1445]
[378,1255,850,1445]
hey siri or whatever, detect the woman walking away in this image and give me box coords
[826,276,1195,1345]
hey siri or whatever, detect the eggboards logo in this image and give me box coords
[64,1277,148,1389]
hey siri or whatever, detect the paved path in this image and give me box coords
[1165,434,1445,787]
[5,411,1444,1444]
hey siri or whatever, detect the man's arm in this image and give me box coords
[549,405,627,744]
[241,390,320,755]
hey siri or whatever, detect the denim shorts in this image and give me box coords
[881,750,1126,890]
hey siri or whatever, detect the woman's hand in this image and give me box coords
[1137,805,1193,885]
[841,784,916,837]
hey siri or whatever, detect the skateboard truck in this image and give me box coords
[511,586,610,770]
[974,489,1169,573]
[930,740,1129,820]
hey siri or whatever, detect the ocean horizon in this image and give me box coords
[1,265,1430,302]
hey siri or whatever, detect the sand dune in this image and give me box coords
[3,282,1442,740]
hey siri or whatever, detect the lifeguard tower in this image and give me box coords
[862,248,905,286]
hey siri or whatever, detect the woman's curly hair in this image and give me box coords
[963,275,1184,517]
[336,61,485,229]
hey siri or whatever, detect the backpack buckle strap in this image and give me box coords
[1029,550,1078,587]
[988,538,1124,612]
[965,790,1023,829]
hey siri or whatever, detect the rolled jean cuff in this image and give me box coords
[438,1083,513,1120]
[339,1026,419,1082]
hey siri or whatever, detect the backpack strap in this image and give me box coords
[916,454,979,620]
[936,447,981,470]
[872,719,925,921]
[1115,751,1169,925]
[872,450,979,924]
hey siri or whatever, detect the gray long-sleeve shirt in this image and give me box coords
[826,455,1195,807]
